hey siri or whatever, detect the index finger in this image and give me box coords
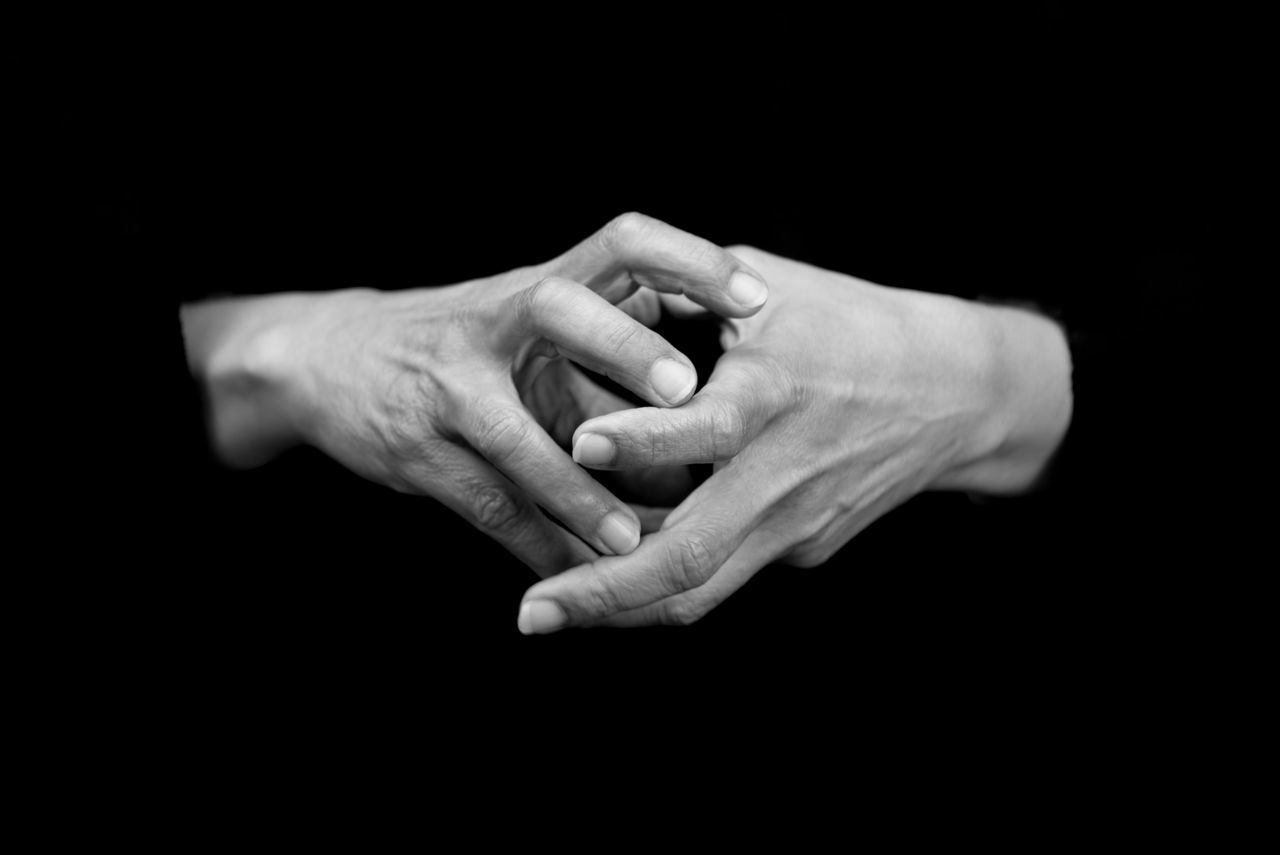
[514,456,772,633]
[569,358,781,470]
[547,212,769,318]
[458,394,641,558]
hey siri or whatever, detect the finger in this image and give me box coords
[406,443,595,579]
[628,504,672,534]
[549,212,769,318]
[515,457,773,633]
[569,360,778,470]
[657,292,707,318]
[524,362,696,503]
[595,530,779,627]
[562,361,634,420]
[601,467,917,626]
[517,277,701,407]
[459,394,642,557]
[616,288,662,326]
[560,366,698,502]
[523,360,633,448]
[614,290,702,326]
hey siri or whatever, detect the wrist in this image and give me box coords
[181,292,319,467]
[938,300,1074,494]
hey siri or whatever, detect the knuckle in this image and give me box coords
[601,211,652,250]
[643,419,675,467]
[471,408,530,463]
[751,353,801,411]
[662,533,718,593]
[677,235,718,268]
[663,597,710,627]
[518,276,568,321]
[601,317,642,358]
[468,483,526,533]
[599,420,664,468]
[708,400,747,460]
[579,575,625,620]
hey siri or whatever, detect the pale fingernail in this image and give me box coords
[728,270,768,308]
[518,599,568,635]
[598,510,640,555]
[573,432,616,466]
[650,358,696,404]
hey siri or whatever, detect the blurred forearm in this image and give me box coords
[180,293,314,467]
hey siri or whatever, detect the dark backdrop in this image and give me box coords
[26,7,1227,725]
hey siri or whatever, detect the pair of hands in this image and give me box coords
[182,214,1072,632]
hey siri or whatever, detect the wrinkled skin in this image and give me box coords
[517,247,1073,629]
[181,214,769,577]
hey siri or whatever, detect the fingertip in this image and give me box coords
[517,599,568,635]
[573,432,616,467]
[649,358,697,406]
[728,270,768,311]
[598,510,640,555]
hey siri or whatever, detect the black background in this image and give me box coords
[22,6,1235,729]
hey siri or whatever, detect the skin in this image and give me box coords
[516,247,1074,631]
[180,214,769,577]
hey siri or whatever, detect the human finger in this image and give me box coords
[570,360,780,470]
[520,363,697,504]
[516,276,700,407]
[628,504,672,534]
[594,529,780,627]
[457,392,642,557]
[404,443,595,579]
[515,458,773,633]
[548,212,768,318]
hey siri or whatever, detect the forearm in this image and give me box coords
[180,292,317,467]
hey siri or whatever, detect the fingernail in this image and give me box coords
[573,432,616,466]
[649,358,696,404]
[518,599,568,635]
[729,270,768,308]
[598,510,640,555]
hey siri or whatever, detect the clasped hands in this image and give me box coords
[182,214,1073,634]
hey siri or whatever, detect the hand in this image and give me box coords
[180,214,769,576]
[516,247,1073,630]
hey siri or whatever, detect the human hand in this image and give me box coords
[180,214,768,576]
[516,247,1072,629]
